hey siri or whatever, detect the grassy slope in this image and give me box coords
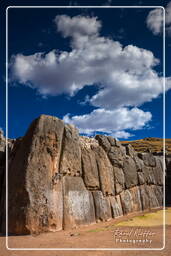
[121,138,171,153]
[116,208,171,227]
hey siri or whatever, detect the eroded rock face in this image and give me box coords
[0,115,165,235]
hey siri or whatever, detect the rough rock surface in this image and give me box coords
[60,124,81,176]
[92,191,111,221]
[80,137,100,190]
[0,115,167,235]
[8,115,65,234]
[63,176,95,228]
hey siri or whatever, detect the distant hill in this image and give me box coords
[121,137,171,153]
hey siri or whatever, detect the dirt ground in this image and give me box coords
[0,208,171,256]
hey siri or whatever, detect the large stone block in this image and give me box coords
[107,136,121,148]
[92,145,115,196]
[123,144,144,171]
[123,156,138,188]
[92,191,112,221]
[95,135,111,152]
[124,144,135,158]
[138,153,156,167]
[153,156,164,185]
[139,184,160,210]
[59,124,82,176]
[81,143,100,190]
[96,135,125,168]
[120,189,133,214]
[113,167,125,194]
[139,185,150,210]
[129,186,142,212]
[142,166,156,185]
[110,195,123,218]
[108,146,125,168]
[137,172,145,185]
[63,176,96,229]
[146,185,160,209]
[8,115,65,234]
[152,185,163,206]
[27,179,63,234]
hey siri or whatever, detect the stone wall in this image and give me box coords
[0,115,166,235]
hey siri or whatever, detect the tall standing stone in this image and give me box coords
[8,115,65,234]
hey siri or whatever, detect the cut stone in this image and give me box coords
[123,156,138,189]
[63,176,96,229]
[110,195,123,218]
[59,124,82,176]
[92,191,112,221]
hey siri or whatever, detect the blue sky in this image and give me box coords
[0,0,171,140]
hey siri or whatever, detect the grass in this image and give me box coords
[87,208,171,232]
[121,138,171,153]
[87,228,106,233]
[116,208,171,227]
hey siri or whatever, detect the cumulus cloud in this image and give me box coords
[54,15,101,48]
[112,131,133,140]
[146,8,163,35]
[146,2,171,36]
[10,14,170,138]
[63,107,152,138]
[11,15,168,106]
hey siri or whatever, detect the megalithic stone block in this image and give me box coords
[80,137,100,190]
[59,124,82,176]
[129,186,142,212]
[63,176,96,229]
[92,145,115,196]
[92,191,112,222]
[120,189,134,214]
[110,195,123,218]
[123,156,138,189]
[8,115,65,234]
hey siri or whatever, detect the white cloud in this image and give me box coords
[89,68,164,109]
[112,131,133,139]
[63,107,152,138]
[146,2,171,36]
[54,15,101,48]
[11,15,167,106]
[146,8,163,35]
[10,14,170,139]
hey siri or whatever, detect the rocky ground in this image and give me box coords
[0,209,170,256]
